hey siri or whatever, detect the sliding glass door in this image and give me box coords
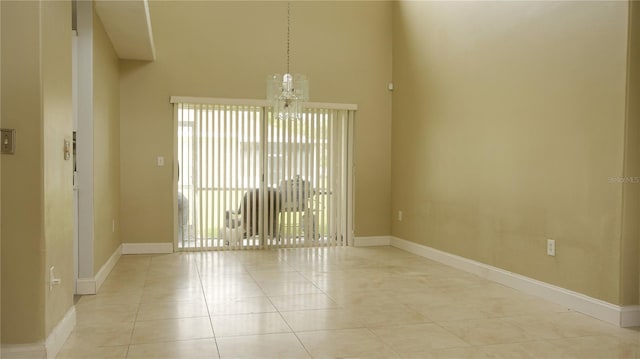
[173,98,355,251]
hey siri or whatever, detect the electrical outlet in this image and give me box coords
[49,266,61,290]
[547,239,556,256]
[398,210,403,221]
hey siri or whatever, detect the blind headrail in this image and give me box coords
[170,96,358,111]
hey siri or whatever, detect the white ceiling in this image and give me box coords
[94,0,156,61]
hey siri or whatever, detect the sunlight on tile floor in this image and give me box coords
[57,246,640,358]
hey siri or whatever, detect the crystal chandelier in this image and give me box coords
[267,2,309,121]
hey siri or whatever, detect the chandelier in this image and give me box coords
[267,2,309,121]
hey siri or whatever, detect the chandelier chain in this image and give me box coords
[287,1,290,74]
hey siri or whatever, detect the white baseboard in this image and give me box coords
[620,305,640,327]
[75,278,96,295]
[122,242,174,254]
[390,236,640,327]
[45,306,76,359]
[75,245,122,295]
[353,236,392,247]
[1,307,76,359]
[95,245,122,291]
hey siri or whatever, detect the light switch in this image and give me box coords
[157,156,165,166]
[1,128,16,155]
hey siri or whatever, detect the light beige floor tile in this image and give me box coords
[75,289,144,307]
[476,296,569,318]
[99,278,147,293]
[250,270,306,282]
[425,274,491,291]
[244,263,296,273]
[75,302,139,326]
[397,289,453,308]
[0,351,46,359]
[542,311,639,339]
[136,300,209,321]
[481,341,581,358]
[64,322,135,347]
[126,338,219,359]
[211,312,291,337]
[410,298,491,322]
[296,328,400,358]
[200,273,257,286]
[547,335,639,358]
[208,296,277,315]
[346,304,431,327]
[202,282,266,300]
[140,286,205,303]
[143,274,202,290]
[438,317,534,346]
[198,265,249,277]
[370,323,469,353]
[280,308,364,332]
[145,267,200,281]
[269,293,340,311]
[400,341,561,359]
[131,317,213,344]
[258,280,323,296]
[55,344,129,359]
[216,332,310,358]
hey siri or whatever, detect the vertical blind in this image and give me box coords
[172,97,355,251]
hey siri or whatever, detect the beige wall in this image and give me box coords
[119,1,392,244]
[1,0,73,343]
[1,1,46,343]
[93,11,121,273]
[392,1,629,304]
[42,0,73,336]
[622,0,640,305]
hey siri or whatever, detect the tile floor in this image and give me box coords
[57,246,640,358]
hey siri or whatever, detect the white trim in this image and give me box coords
[171,96,269,107]
[122,242,174,254]
[305,102,358,111]
[95,245,122,291]
[75,278,96,295]
[621,306,640,327]
[169,96,358,111]
[76,0,95,280]
[142,0,157,61]
[45,306,76,359]
[353,236,392,247]
[390,236,640,327]
[75,245,122,295]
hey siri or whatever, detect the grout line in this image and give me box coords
[123,254,153,358]
[193,252,223,359]
[278,256,315,358]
